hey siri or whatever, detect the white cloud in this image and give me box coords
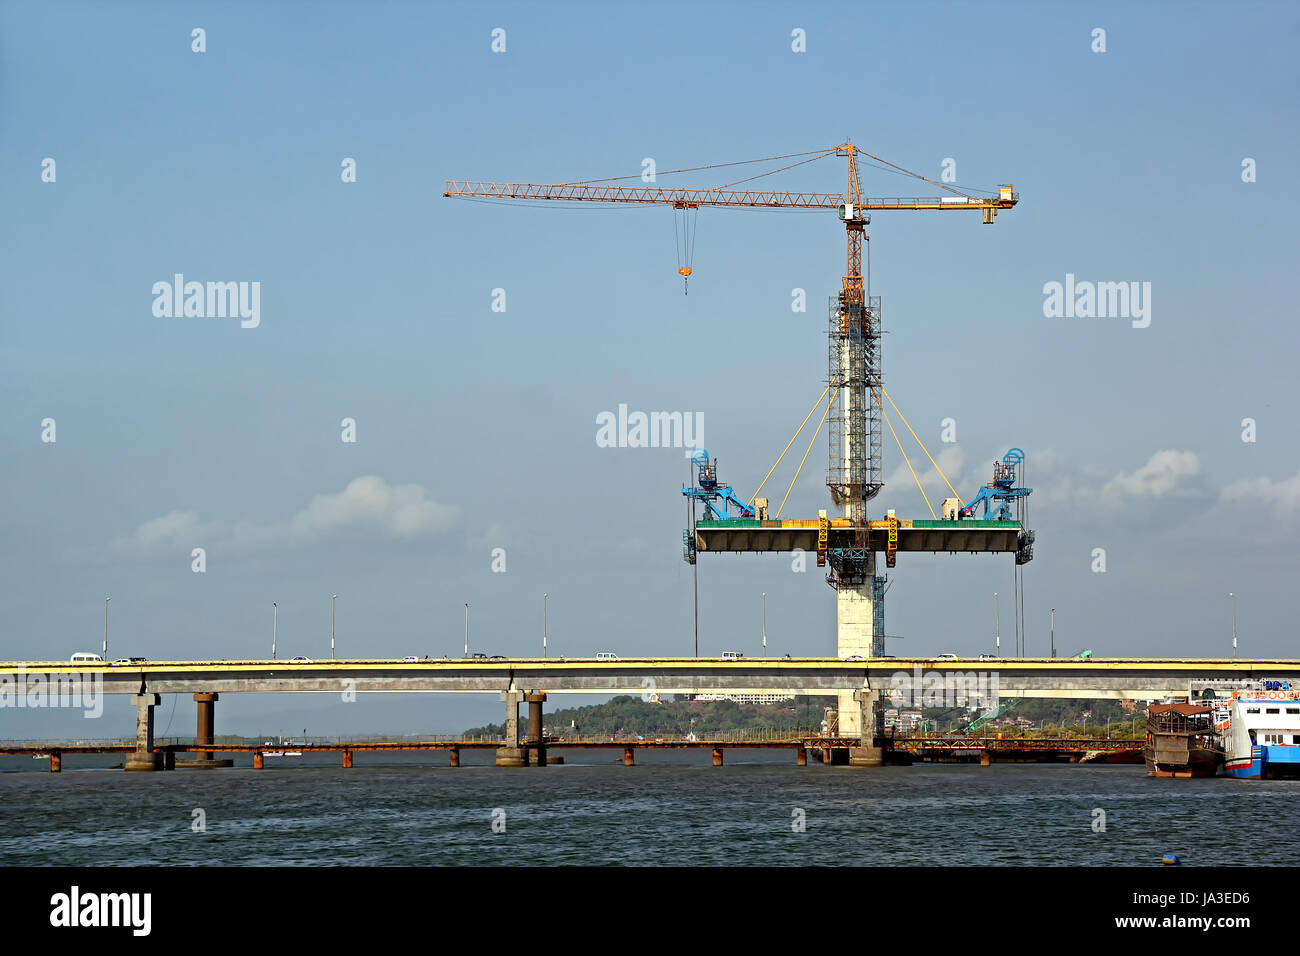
[1220,470,1300,519]
[115,476,457,556]
[1101,450,1202,500]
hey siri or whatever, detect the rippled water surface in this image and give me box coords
[2,752,1295,866]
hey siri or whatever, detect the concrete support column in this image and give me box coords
[623,746,635,766]
[194,693,216,761]
[50,752,62,773]
[253,752,264,770]
[796,747,807,767]
[342,749,353,769]
[125,694,161,772]
[836,570,874,738]
[495,689,526,767]
[525,691,547,767]
[712,747,724,767]
[448,747,460,768]
[849,687,884,767]
[980,750,992,767]
[177,692,233,768]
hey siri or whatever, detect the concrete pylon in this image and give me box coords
[836,574,874,738]
[125,694,162,771]
[849,686,883,767]
[495,689,526,767]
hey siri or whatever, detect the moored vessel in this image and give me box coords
[1144,703,1222,777]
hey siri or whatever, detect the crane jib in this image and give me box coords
[443,181,1018,211]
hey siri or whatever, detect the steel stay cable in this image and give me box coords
[777,385,837,519]
[750,383,833,504]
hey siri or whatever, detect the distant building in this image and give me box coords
[691,693,795,706]
[897,710,923,732]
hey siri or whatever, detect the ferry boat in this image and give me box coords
[1222,681,1300,779]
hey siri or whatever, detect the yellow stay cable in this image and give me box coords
[875,386,961,501]
[882,406,936,519]
[777,385,838,518]
[750,383,832,504]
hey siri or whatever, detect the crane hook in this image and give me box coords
[678,266,692,296]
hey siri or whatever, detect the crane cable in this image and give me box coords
[881,406,936,519]
[749,383,833,504]
[558,148,837,186]
[776,385,838,519]
[873,385,962,501]
[711,150,839,191]
[673,204,699,293]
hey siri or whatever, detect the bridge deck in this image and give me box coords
[695,517,1021,554]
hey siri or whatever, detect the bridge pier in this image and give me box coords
[253,752,264,770]
[796,746,807,766]
[343,749,353,768]
[125,694,162,771]
[712,747,724,767]
[623,746,635,766]
[495,689,526,767]
[176,692,234,768]
[525,691,547,767]
[49,751,61,773]
[449,747,460,767]
[848,688,884,767]
[980,750,992,767]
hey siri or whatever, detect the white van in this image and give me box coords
[595,652,620,661]
[721,651,744,661]
[70,652,103,663]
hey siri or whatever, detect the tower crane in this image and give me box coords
[445,145,1024,739]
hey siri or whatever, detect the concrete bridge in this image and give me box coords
[3,656,1296,771]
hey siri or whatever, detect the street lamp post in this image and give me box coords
[543,593,548,658]
[464,603,469,657]
[993,592,1000,657]
[1229,592,1237,660]
[103,597,110,660]
[1050,608,1055,659]
[331,594,337,660]
[762,592,767,658]
[272,602,277,660]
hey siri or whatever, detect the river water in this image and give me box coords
[2,751,1295,866]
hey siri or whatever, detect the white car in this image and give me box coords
[289,656,313,663]
[399,656,419,662]
[936,653,959,661]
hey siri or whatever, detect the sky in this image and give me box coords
[1,0,1297,738]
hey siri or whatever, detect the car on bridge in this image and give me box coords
[289,656,313,663]
[110,657,148,666]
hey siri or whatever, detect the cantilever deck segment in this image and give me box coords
[694,518,1021,554]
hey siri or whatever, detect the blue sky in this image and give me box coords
[1,0,1297,737]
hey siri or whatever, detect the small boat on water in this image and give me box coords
[1144,703,1222,777]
